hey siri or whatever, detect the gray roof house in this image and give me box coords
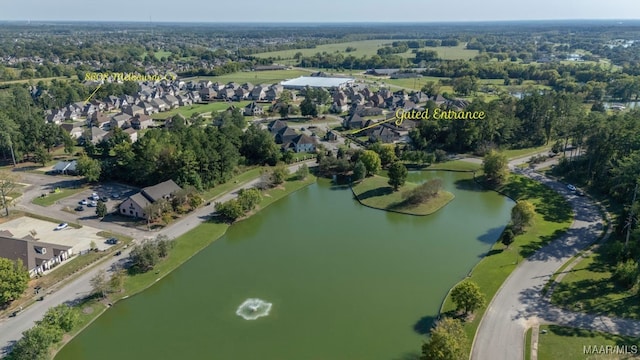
[118,180,182,219]
[0,232,73,277]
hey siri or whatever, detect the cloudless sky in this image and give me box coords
[2,0,640,22]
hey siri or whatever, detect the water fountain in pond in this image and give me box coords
[236,298,272,320]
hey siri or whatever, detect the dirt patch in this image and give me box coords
[82,306,94,315]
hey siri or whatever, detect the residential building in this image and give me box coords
[118,179,182,219]
[0,231,72,277]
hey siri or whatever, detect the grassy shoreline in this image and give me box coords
[537,325,640,360]
[50,175,317,359]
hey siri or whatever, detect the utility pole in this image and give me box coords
[624,182,638,249]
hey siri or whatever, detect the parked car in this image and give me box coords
[91,193,100,201]
[114,251,122,256]
[55,223,68,230]
[100,196,109,202]
[79,199,88,205]
[567,184,576,191]
[75,205,84,211]
[111,193,120,199]
[105,238,119,245]
[87,201,97,207]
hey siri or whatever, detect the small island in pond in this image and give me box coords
[351,176,454,216]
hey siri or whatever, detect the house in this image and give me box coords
[150,98,169,112]
[139,102,157,115]
[60,123,83,139]
[244,102,264,116]
[176,94,192,107]
[122,105,145,117]
[219,88,235,100]
[325,130,339,142]
[162,94,180,109]
[110,113,132,130]
[343,113,367,129]
[199,88,217,101]
[0,231,72,277]
[283,134,316,153]
[268,119,288,134]
[275,127,298,144]
[124,128,138,143]
[89,127,109,144]
[234,87,251,101]
[118,180,182,219]
[51,160,78,175]
[250,85,266,101]
[330,99,349,113]
[130,114,154,130]
[369,126,400,143]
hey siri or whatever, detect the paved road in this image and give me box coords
[470,162,607,360]
[0,160,315,356]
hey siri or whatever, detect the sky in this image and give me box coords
[2,0,640,22]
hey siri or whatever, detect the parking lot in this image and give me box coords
[57,183,139,214]
[0,217,111,252]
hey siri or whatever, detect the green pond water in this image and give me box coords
[56,171,514,360]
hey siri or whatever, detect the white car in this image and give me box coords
[88,201,97,207]
[79,199,88,205]
[55,223,68,231]
[567,184,577,191]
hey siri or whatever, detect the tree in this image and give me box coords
[33,145,52,167]
[359,150,382,176]
[9,324,63,360]
[421,317,468,360]
[403,178,442,205]
[511,200,535,234]
[109,268,125,294]
[352,160,366,182]
[482,150,509,186]
[129,241,160,273]
[237,188,262,212]
[450,280,486,316]
[300,96,318,117]
[215,199,244,223]
[0,171,18,216]
[76,154,102,183]
[272,164,288,185]
[39,304,79,332]
[294,164,309,180]
[421,81,441,97]
[89,270,108,298]
[95,201,107,218]
[501,228,515,248]
[0,258,29,305]
[240,125,280,165]
[387,161,408,191]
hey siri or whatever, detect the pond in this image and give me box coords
[56,171,514,360]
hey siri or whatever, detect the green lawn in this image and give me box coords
[32,187,87,206]
[441,174,573,354]
[525,327,533,360]
[186,69,311,84]
[537,325,640,360]
[253,41,479,62]
[0,76,73,85]
[200,166,265,201]
[351,175,454,215]
[501,145,553,160]
[428,160,482,172]
[150,101,252,119]
[550,239,640,320]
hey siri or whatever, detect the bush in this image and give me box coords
[613,259,638,289]
[402,178,443,205]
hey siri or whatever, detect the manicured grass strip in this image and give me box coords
[31,187,87,207]
[428,160,482,172]
[351,175,454,215]
[441,174,572,354]
[25,212,82,229]
[550,241,640,320]
[150,100,252,119]
[501,145,552,160]
[537,325,640,360]
[186,69,312,84]
[201,167,264,201]
[524,327,533,360]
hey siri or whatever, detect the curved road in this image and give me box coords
[471,165,608,360]
[0,161,314,356]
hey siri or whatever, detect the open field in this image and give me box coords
[200,166,265,201]
[32,187,87,206]
[150,100,252,119]
[253,40,479,62]
[428,160,482,172]
[441,174,573,354]
[537,325,640,360]
[550,239,640,320]
[185,69,311,84]
[0,76,74,85]
[352,175,454,215]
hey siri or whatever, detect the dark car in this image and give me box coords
[100,196,109,202]
[105,238,119,245]
[75,205,84,211]
[114,251,122,256]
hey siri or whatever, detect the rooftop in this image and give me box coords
[280,76,354,89]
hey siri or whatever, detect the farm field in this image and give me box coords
[185,69,312,85]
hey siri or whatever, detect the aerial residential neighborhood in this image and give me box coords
[1,5,640,360]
